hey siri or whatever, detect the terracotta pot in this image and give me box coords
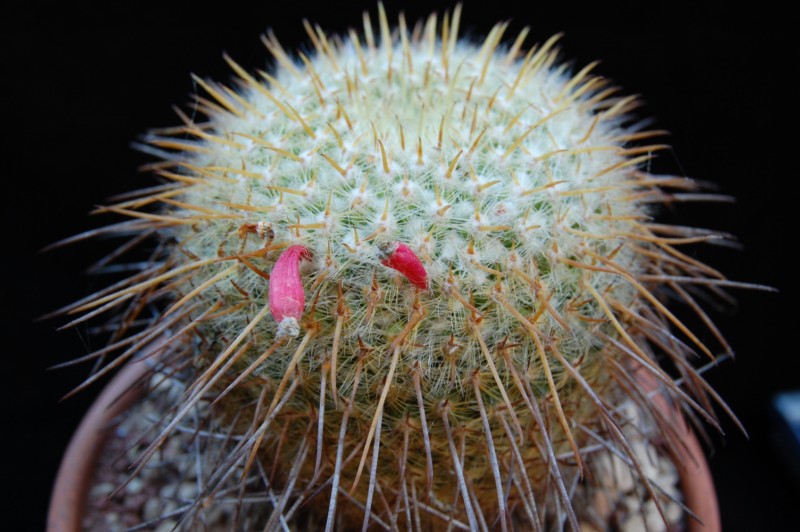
[633,364,721,532]
[47,360,151,532]
[679,425,721,532]
[48,361,721,531]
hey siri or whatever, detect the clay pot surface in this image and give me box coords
[48,361,150,532]
[680,427,721,532]
[634,364,721,532]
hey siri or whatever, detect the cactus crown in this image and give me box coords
[58,4,744,530]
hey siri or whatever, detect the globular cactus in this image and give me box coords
[56,4,750,530]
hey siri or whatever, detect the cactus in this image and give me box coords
[54,4,753,530]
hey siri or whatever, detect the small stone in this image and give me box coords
[620,511,646,532]
[592,490,611,521]
[611,455,635,492]
[665,501,682,524]
[144,498,163,521]
[594,453,614,489]
[155,520,178,532]
[178,481,198,500]
[163,500,178,515]
[126,477,143,494]
[90,482,115,499]
[160,484,177,498]
[617,499,671,532]
[643,500,668,532]
[164,436,185,458]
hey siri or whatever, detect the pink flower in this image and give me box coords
[269,244,312,336]
[379,242,428,290]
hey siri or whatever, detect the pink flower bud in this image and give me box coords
[379,242,428,290]
[269,244,312,336]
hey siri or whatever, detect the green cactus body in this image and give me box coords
[63,5,738,530]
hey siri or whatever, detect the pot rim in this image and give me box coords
[47,360,151,532]
[633,363,721,532]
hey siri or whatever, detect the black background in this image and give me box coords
[4,1,798,529]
